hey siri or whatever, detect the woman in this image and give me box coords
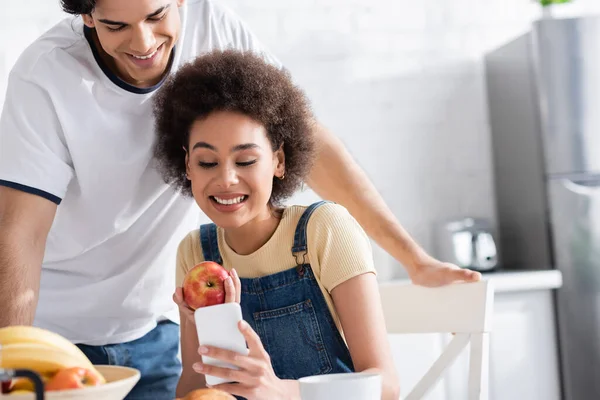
[153,49,400,400]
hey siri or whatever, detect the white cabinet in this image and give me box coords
[388,289,562,400]
[489,290,561,400]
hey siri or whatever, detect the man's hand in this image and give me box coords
[304,123,482,288]
[407,255,481,288]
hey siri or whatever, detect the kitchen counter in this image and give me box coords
[380,269,563,293]
[479,269,563,292]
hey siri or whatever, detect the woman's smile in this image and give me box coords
[209,194,249,213]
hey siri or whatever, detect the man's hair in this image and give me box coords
[60,0,96,15]
[153,50,316,206]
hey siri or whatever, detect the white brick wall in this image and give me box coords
[2,1,600,278]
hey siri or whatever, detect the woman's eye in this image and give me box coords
[198,162,217,169]
[237,160,257,167]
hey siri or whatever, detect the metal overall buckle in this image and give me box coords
[293,251,307,276]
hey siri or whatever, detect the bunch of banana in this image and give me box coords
[0,326,105,384]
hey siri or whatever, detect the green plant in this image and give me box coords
[540,0,572,5]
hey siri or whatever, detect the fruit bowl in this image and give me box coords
[4,365,140,400]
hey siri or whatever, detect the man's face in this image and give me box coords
[83,0,184,88]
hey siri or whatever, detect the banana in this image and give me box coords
[0,343,92,374]
[7,374,52,392]
[6,389,32,395]
[0,326,92,366]
[0,326,104,383]
[9,378,36,392]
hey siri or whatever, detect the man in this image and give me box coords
[0,0,480,398]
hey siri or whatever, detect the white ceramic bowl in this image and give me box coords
[4,365,140,400]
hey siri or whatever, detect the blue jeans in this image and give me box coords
[77,321,181,400]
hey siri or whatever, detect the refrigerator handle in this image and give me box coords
[561,178,600,196]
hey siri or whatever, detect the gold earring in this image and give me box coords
[278,172,285,180]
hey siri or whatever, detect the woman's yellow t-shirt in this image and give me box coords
[175,203,376,335]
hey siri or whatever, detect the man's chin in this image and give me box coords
[126,69,167,88]
[117,59,170,87]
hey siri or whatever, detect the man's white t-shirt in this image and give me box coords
[0,0,280,345]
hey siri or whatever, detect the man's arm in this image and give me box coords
[306,122,481,286]
[0,186,57,327]
[217,5,479,286]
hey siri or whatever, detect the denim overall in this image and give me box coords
[200,201,355,382]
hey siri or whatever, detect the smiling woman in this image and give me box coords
[73,0,184,88]
[153,49,316,209]
[153,50,401,400]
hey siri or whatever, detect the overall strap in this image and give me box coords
[199,223,223,265]
[291,201,331,265]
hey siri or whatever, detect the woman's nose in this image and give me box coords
[217,167,239,188]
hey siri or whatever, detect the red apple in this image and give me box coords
[183,261,229,309]
[46,367,103,391]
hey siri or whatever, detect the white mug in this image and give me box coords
[299,372,382,400]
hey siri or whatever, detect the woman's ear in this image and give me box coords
[183,147,191,180]
[274,145,286,179]
[82,14,95,28]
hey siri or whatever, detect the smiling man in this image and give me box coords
[82,2,180,88]
[0,0,480,398]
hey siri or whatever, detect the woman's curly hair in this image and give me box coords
[153,50,316,206]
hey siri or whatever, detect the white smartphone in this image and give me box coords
[194,302,249,386]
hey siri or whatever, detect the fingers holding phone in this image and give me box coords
[193,302,249,386]
[196,320,290,400]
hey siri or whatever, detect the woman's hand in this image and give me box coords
[173,268,241,325]
[192,320,299,400]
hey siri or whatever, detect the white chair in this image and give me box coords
[380,280,494,400]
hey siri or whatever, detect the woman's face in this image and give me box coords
[185,111,285,229]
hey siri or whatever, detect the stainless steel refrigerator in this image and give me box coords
[485,16,600,400]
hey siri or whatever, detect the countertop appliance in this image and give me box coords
[485,16,600,400]
[434,217,498,272]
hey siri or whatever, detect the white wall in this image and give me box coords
[2,0,600,278]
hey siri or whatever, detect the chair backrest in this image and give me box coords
[380,280,494,334]
[379,280,494,400]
